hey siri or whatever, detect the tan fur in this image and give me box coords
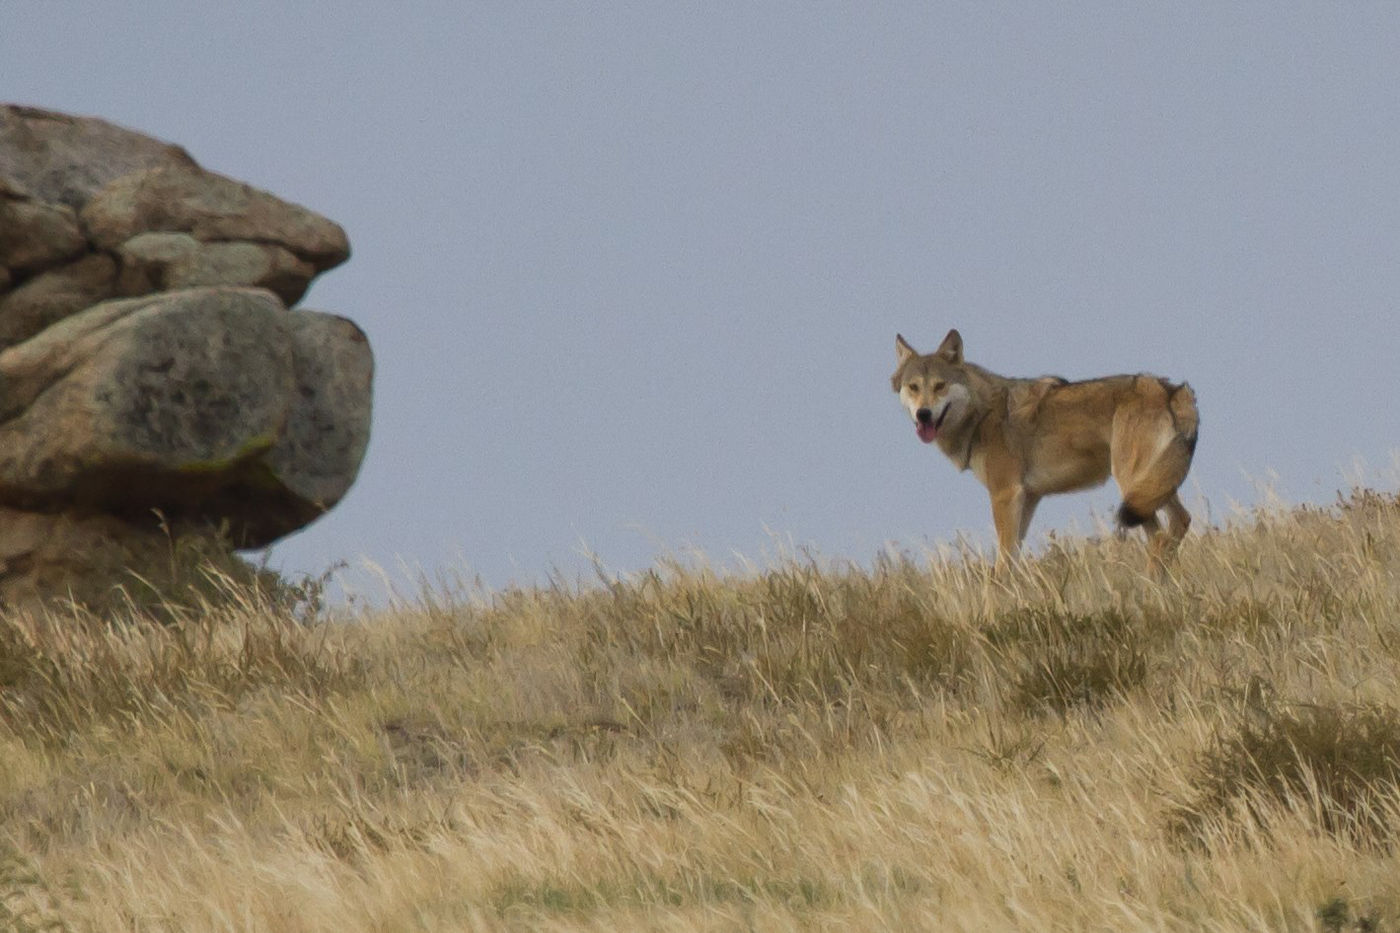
[892,329,1199,571]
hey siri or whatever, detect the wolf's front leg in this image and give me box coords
[990,486,1029,571]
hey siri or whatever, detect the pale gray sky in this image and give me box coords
[6,4,1400,594]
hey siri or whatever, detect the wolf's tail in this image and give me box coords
[1116,502,1151,528]
[1168,381,1199,457]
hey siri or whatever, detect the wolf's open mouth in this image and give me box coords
[916,404,949,444]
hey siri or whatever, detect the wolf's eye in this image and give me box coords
[932,381,946,393]
[907,382,919,393]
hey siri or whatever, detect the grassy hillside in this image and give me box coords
[3,491,1400,931]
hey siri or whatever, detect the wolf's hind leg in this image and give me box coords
[1140,494,1191,574]
[1161,492,1190,553]
[1126,511,1169,574]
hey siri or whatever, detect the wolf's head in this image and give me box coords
[891,329,975,444]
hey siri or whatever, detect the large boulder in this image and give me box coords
[116,232,317,306]
[0,105,372,606]
[83,166,349,271]
[0,104,351,328]
[0,286,371,547]
[0,104,196,210]
[0,253,118,348]
[0,185,86,273]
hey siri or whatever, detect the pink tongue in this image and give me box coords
[916,422,939,444]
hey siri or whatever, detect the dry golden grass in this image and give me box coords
[3,490,1400,930]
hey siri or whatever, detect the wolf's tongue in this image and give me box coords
[916,422,939,444]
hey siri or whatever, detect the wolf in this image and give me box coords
[891,329,1199,570]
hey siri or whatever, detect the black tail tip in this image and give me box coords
[1117,502,1150,528]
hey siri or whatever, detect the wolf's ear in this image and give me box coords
[895,334,917,365]
[935,329,963,365]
